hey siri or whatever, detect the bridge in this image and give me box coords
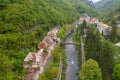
[60,42,80,45]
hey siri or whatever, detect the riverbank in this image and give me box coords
[65,34,79,80]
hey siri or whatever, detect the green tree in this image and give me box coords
[80,20,87,36]
[112,64,120,80]
[52,46,61,63]
[109,20,117,43]
[85,26,101,61]
[79,59,103,80]
[99,41,113,80]
[57,28,66,39]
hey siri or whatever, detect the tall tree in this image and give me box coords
[85,25,101,61]
[99,41,113,80]
[109,20,117,43]
[80,20,87,36]
[79,59,103,80]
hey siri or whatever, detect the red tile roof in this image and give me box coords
[24,52,36,62]
[38,41,49,49]
[43,36,53,44]
[24,68,37,79]
[90,17,98,23]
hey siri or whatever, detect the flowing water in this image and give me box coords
[65,34,79,80]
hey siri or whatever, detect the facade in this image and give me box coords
[97,23,111,35]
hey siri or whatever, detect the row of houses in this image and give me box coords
[23,26,61,80]
[78,14,111,35]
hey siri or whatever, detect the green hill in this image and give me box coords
[95,0,120,23]
[95,0,120,12]
[0,0,99,79]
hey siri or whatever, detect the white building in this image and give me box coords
[97,23,111,35]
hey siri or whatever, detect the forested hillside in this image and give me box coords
[0,0,99,79]
[95,0,120,12]
[64,0,99,17]
[95,0,120,23]
[102,6,120,23]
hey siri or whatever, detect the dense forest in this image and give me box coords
[0,0,99,79]
[95,0,120,12]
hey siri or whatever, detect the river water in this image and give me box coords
[65,34,79,80]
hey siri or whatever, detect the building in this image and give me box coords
[38,41,49,50]
[23,52,43,80]
[116,20,120,28]
[79,14,90,22]
[23,52,42,69]
[115,42,120,47]
[24,68,42,80]
[47,30,57,37]
[97,23,111,35]
[90,17,99,24]
[43,36,53,45]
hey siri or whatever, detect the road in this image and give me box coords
[65,34,79,80]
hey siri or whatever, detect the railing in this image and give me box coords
[60,42,80,45]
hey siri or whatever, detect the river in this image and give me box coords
[65,34,79,80]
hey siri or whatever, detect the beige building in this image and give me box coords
[97,23,111,35]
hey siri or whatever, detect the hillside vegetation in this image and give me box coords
[95,0,120,23]
[0,0,99,79]
[95,0,120,13]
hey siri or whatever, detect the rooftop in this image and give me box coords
[43,36,53,44]
[24,52,41,63]
[38,41,49,49]
[47,30,57,37]
[90,17,98,23]
[24,68,38,79]
[98,23,111,28]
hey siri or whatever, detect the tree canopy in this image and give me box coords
[79,59,103,80]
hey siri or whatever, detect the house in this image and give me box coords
[90,17,99,24]
[115,42,120,47]
[23,52,42,69]
[43,36,53,45]
[38,41,49,50]
[97,23,111,35]
[37,49,44,57]
[56,25,61,31]
[79,14,90,22]
[116,20,120,28]
[47,30,57,37]
[52,28,59,34]
[24,68,40,80]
